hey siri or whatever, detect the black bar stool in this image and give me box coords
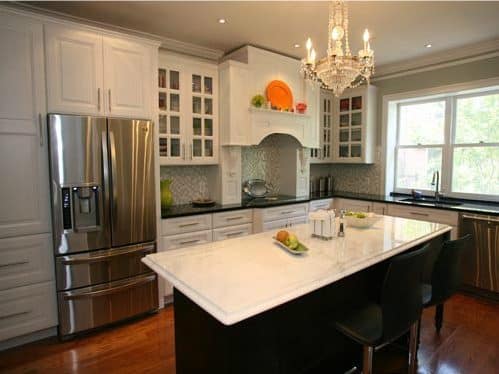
[422,234,472,332]
[333,244,430,374]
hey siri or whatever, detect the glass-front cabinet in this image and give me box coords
[157,53,218,165]
[333,85,377,164]
[310,89,335,163]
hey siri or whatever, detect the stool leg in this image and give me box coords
[408,321,419,374]
[362,345,373,374]
[435,303,444,333]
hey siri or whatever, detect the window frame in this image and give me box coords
[391,88,499,201]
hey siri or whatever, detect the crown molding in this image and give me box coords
[373,38,499,81]
[6,2,224,61]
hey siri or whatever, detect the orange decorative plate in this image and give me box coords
[266,80,293,110]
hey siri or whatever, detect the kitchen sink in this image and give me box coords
[400,198,463,207]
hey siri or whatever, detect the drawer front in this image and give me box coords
[213,223,253,241]
[0,233,54,291]
[262,203,309,222]
[161,230,212,250]
[387,204,459,226]
[309,199,333,212]
[58,274,158,336]
[161,214,212,236]
[0,281,57,342]
[213,209,253,228]
[263,216,308,232]
[55,242,155,291]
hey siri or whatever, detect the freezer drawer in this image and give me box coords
[55,242,155,291]
[58,274,158,336]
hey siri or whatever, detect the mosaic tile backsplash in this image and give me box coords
[160,166,213,205]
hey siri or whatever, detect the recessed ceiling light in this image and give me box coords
[218,18,227,24]
[294,43,300,48]
[425,43,432,48]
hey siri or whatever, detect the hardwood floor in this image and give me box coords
[0,293,497,373]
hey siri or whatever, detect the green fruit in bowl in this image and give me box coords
[285,234,299,250]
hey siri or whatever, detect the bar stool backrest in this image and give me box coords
[430,234,473,304]
[380,244,430,342]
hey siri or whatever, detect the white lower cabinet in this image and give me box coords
[0,234,54,291]
[334,198,372,212]
[309,198,334,212]
[213,209,252,228]
[0,281,57,342]
[213,224,253,241]
[371,202,388,215]
[253,203,309,233]
[161,214,212,236]
[162,230,213,251]
[386,204,459,239]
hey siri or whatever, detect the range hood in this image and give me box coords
[219,46,320,148]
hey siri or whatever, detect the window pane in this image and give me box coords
[399,101,445,145]
[396,148,442,189]
[452,147,499,195]
[455,93,499,144]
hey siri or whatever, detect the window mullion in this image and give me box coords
[441,96,454,194]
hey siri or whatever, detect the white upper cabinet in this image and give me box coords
[45,23,156,118]
[333,85,377,164]
[157,51,218,165]
[45,24,103,115]
[103,36,152,118]
[0,11,51,238]
[310,89,335,163]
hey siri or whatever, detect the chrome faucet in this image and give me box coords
[431,170,442,202]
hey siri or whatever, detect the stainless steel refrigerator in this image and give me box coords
[48,114,158,337]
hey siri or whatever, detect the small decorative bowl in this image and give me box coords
[344,214,380,229]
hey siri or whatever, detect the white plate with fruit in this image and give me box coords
[273,230,309,255]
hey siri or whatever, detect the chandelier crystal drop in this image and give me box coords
[301,0,375,96]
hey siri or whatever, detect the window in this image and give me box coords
[392,88,499,200]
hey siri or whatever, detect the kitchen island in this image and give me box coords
[143,216,451,373]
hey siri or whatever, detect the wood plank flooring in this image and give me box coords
[0,293,497,373]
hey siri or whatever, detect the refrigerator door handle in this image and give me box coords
[60,243,155,265]
[101,129,111,233]
[109,131,118,228]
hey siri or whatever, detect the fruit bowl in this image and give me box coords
[344,212,380,229]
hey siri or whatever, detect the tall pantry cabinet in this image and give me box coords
[0,10,57,347]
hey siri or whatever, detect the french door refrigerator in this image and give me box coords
[48,114,158,337]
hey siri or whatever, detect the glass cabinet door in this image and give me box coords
[158,67,183,160]
[190,72,215,160]
[337,94,363,160]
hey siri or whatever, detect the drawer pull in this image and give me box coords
[226,216,244,221]
[226,231,244,237]
[280,211,295,215]
[462,215,499,223]
[0,310,30,320]
[410,212,429,217]
[0,260,29,268]
[63,275,156,300]
[179,222,199,228]
[178,239,200,245]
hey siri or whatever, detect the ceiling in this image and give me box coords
[27,1,499,66]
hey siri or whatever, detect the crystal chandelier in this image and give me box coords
[301,0,375,96]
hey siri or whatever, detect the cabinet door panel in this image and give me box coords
[103,36,151,118]
[45,24,103,114]
[0,13,51,238]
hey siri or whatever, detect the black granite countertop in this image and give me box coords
[162,191,499,219]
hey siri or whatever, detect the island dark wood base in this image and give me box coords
[173,235,446,373]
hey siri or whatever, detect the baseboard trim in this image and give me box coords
[0,327,57,352]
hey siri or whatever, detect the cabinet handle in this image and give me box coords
[190,143,193,160]
[0,260,29,268]
[97,88,101,111]
[108,89,112,111]
[226,216,243,221]
[179,239,200,245]
[226,231,244,237]
[410,212,429,217]
[462,215,499,223]
[281,211,295,215]
[0,310,30,320]
[182,144,186,160]
[179,222,199,228]
[38,113,43,146]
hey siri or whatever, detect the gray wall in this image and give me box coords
[322,56,499,196]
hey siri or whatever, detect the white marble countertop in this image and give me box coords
[143,216,451,325]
